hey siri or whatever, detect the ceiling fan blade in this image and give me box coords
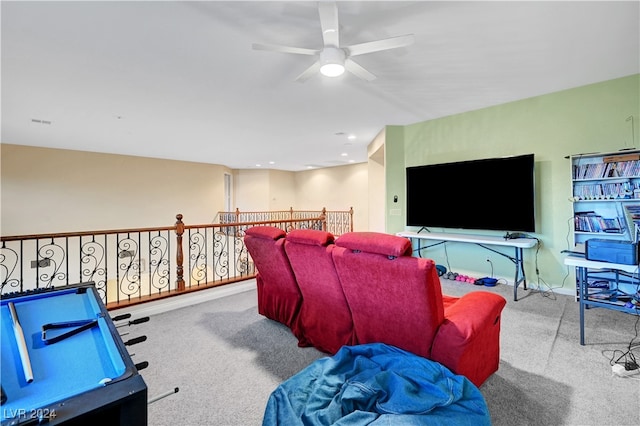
[346,34,415,57]
[252,43,318,56]
[295,61,321,82]
[318,1,339,47]
[344,59,376,82]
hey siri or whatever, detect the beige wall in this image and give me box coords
[232,169,298,212]
[294,162,369,231]
[1,144,368,235]
[1,144,231,234]
[233,169,272,212]
[234,165,369,229]
[367,129,386,232]
[269,170,296,211]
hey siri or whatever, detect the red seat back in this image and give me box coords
[332,232,444,358]
[244,226,304,341]
[285,229,356,354]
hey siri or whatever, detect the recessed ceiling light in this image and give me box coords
[347,134,356,141]
[268,161,275,165]
[255,164,262,167]
[348,160,355,163]
[341,152,348,157]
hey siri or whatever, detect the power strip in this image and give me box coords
[612,364,640,377]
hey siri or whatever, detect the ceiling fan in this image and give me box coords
[252,1,415,82]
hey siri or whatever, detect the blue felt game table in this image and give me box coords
[1,283,147,425]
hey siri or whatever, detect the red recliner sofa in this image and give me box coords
[332,232,507,387]
[245,227,506,386]
[284,229,356,354]
[243,226,307,345]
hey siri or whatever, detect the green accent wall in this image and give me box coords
[384,125,406,232]
[386,74,640,293]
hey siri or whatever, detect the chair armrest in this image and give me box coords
[437,292,506,344]
[431,291,507,386]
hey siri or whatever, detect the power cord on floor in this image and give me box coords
[527,238,564,300]
[604,309,640,379]
[443,241,452,273]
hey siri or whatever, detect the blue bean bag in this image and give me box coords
[263,343,491,426]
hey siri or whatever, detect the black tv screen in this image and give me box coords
[406,154,535,232]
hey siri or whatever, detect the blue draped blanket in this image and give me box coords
[263,343,491,425]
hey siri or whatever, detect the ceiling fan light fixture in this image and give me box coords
[254,2,413,82]
[320,63,345,77]
[319,48,346,77]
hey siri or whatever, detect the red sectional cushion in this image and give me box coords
[245,225,286,240]
[286,229,335,246]
[332,245,444,359]
[244,226,307,346]
[285,229,355,354]
[335,232,412,257]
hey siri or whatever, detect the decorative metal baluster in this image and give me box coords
[234,226,249,277]
[150,231,170,294]
[105,236,110,304]
[117,233,140,300]
[0,241,21,294]
[213,230,230,281]
[80,235,107,300]
[189,228,207,286]
[37,238,66,288]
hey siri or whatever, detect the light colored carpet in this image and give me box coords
[127,279,640,425]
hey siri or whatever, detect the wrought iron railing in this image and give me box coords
[0,214,327,309]
[217,207,353,236]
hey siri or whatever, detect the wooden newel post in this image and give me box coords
[175,214,185,292]
[349,207,354,232]
[320,207,327,231]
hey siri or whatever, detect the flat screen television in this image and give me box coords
[406,153,535,233]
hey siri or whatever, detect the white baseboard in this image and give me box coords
[109,279,256,320]
[443,268,575,297]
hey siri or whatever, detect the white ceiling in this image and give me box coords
[2,1,639,171]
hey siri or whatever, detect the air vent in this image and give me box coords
[31,118,52,125]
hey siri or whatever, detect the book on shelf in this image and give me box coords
[587,280,610,290]
[573,158,640,180]
[587,289,633,302]
[622,204,640,243]
[573,181,638,200]
[588,289,618,299]
[574,211,622,233]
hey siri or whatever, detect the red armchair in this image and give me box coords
[284,229,356,354]
[244,226,307,345]
[332,232,506,386]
